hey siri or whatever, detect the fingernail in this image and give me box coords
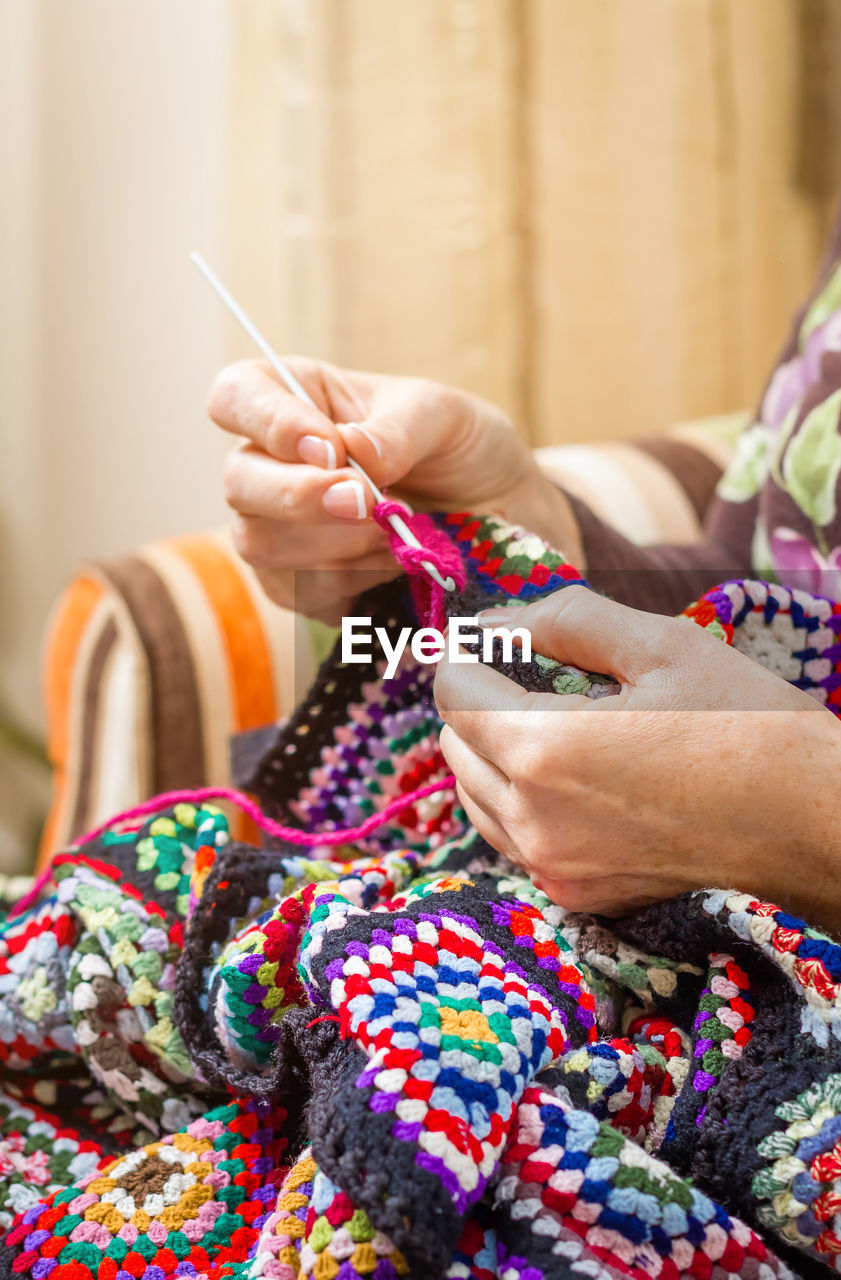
[298,435,337,470]
[323,479,367,519]
[344,421,382,457]
[476,607,517,627]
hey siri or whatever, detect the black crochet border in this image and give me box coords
[174,843,311,1104]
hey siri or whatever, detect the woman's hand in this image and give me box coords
[208,358,581,623]
[434,586,841,932]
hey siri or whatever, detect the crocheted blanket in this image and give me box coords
[3,512,841,1280]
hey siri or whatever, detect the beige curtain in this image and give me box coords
[229,0,841,446]
[0,0,233,869]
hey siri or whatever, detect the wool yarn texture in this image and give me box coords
[3,511,841,1279]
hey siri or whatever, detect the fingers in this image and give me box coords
[434,645,534,717]
[454,786,515,863]
[247,562,399,623]
[209,360,482,503]
[438,723,511,856]
[434,649,592,768]
[208,359,419,488]
[208,359,349,467]
[224,442,382,526]
[439,726,542,874]
[478,586,685,683]
[438,722,511,790]
[338,422,396,489]
[337,378,468,489]
[231,511,392,573]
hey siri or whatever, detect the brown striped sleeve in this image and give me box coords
[564,488,755,615]
[552,430,756,615]
[633,437,724,525]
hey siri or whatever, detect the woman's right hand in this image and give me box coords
[208,357,582,623]
[434,585,841,931]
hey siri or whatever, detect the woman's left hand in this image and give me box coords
[434,586,841,930]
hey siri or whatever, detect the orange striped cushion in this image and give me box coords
[37,529,313,868]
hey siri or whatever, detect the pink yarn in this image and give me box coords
[373,500,465,630]
[10,775,457,919]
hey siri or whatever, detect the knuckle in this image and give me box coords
[428,380,460,415]
[507,742,540,784]
[432,665,456,722]
[206,361,250,424]
[405,375,437,401]
[269,481,296,521]
[553,585,599,631]
[511,735,555,787]
[230,514,256,562]
[552,882,592,913]
[516,833,542,868]
[230,514,252,561]
[408,377,462,424]
[638,614,690,665]
[657,614,690,644]
[231,516,274,570]
[253,568,291,611]
[221,449,245,506]
[280,354,320,383]
[264,402,296,457]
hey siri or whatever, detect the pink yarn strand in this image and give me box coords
[372,499,465,631]
[10,775,457,919]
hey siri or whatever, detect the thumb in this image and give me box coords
[479,586,679,684]
[336,417,420,491]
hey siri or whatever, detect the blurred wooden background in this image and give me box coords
[230,0,841,445]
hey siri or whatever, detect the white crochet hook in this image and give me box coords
[190,252,456,593]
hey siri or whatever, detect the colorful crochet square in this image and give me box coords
[496,1087,794,1279]
[298,878,596,1271]
[0,1089,110,1233]
[754,1073,841,1263]
[2,804,234,1139]
[699,889,841,1043]
[4,1097,290,1280]
[237,1147,411,1280]
[0,895,77,1070]
[555,1037,677,1144]
[235,1149,317,1279]
[683,578,841,712]
[441,513,587,599]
